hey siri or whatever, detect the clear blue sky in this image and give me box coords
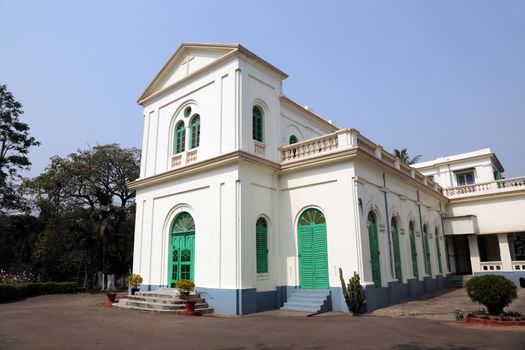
[1,0,524,177]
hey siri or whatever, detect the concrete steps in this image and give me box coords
[113,289,213,315]
[280,289,331,314]
[449,275,473,288]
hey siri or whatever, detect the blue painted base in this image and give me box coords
[363,275,451,313]
[473,271,525,286]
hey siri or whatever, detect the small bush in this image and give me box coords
[127,274,143,289]
[175,279,195,292]
[466,275,517,315]
[453,309,464,320]
[0,282,77,303]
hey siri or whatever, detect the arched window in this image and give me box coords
[422,224,432,275]
[190,114,200,149]
[256,217,268,273]
[435,227,443,274]
[409,221,419,279]
[289,135,298,144]
[391,217,402,282]
[174,121,185,154]
[252,105,263,142]
[368,211,381,287]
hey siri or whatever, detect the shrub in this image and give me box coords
[466,275,517,315]
[175,279,195,292]
[0,282,77,303]
[127,274,143,289]
[339,268,366,314]
[453,308,464,320]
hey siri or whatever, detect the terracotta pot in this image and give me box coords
[180,300,201,316]
[104,293,118,307]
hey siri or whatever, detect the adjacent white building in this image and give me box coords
[129,43,525,315]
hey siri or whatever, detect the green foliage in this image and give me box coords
[0,84,40,212]
[127,274,143,289]
[453,308,464,320]
[0,282,77,303]
[0,144,140,285]
[175,279,195,292]
[466,275,517,315]
[339,268,366,314]
[393,148,422,165]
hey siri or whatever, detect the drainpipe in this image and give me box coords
[383,173,394,280]
[417,190,428,276]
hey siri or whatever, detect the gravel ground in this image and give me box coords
[370,287,525,320]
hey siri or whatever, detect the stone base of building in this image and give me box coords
[138,276,454,315]
[473,271,525,286]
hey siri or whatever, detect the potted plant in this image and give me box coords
[127,274,143,295]
[175,279,201,316]
[104,286,118,307]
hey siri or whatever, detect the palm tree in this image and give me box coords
[393,148,422,165]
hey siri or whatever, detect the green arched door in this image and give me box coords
[298,208,329,289]
[168,212,195,287]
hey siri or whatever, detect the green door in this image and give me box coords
[168,212,195,287]
[409,222,419,279]
[423,226,432,276]
[435,229,443,274]
[368,212,381,288]
[298,209,328,289]
[391,218,402,282]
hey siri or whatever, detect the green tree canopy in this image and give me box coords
[393,148,422,165]
[20,144,140,283]
[0,84,39,212]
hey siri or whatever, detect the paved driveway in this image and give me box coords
[0,292,524,350]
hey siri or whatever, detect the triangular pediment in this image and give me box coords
[138,43,239,104]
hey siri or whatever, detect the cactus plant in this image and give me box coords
[339,268,366,314]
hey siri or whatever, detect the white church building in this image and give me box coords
[128,43,525,315]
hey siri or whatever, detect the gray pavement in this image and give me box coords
[0,292,524,350]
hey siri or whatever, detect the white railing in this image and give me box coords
[254,141,266,156]
[480,261,503,272]
[279,129,442,194]
[445,176,525,199]
[186,149,198,164]
[171,154,182,168]
[512,261,525,271]
[280,133,339,162]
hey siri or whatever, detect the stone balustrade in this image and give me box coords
[480,261,503,272]
[279,129,442,194]
[445,176,525,199]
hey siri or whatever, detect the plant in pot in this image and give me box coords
[175,279,201,316]
[127,274,143,295]
[104,286,118,307]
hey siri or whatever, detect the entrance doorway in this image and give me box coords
[168,212,195,287]
[297,208,329,289]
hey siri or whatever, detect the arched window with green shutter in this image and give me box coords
[289,135,298,144]
[252,105,263,142]
[409,221,419,279]
[391,217,402,282]
[435,227,443,274]
[189,114,200,149]
[174,121,185,154]
[256,217,268,273]
[423,224,432,276]
[368,211,381,288]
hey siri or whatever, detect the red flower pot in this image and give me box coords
[104,293,118,307]
[131,288,139,295]
[180,300,201,316]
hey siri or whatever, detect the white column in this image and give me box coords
[468,235,481,273]
[498,233,513,272]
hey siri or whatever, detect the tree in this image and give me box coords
[22,144,140,285]
[393,148,422,165]
[0,84,40,212]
